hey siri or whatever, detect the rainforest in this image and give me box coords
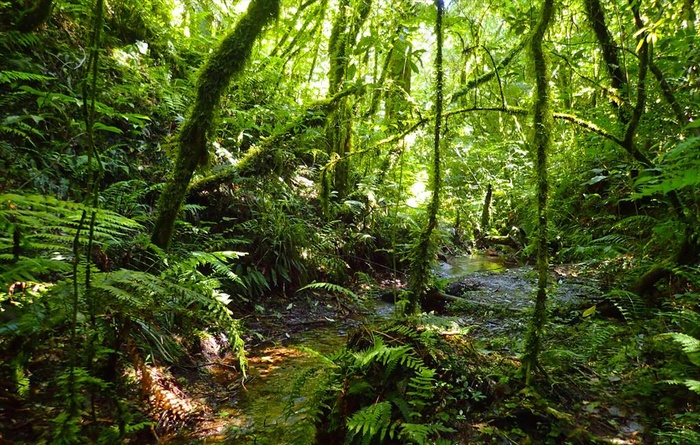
[1,0,699,443]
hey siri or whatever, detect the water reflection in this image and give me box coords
[435,254,506,279]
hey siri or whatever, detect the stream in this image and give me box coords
[179,255,601,444]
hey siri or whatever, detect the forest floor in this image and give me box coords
[161,258,649,444]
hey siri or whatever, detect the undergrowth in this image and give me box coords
[0,193,247,443]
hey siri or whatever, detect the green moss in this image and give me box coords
[324,0,373,203]
[408,0,444,314]
[151,0,280,249]
[522,0,554,384]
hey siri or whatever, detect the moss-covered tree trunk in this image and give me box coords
[322,0,372,210]
[385,27,412,122]
[407,0,443,314]
[522,0,554,385]
[150,0,280,249]
[582,0,629,122]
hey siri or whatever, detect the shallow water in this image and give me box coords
[207,322,352,444]
[435,254,506,279]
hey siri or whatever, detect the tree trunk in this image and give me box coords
[407,0,444,314]
[322,0,372,208]
[582,0,629,122]
[522,0,554,385]
[480,183,492,233]
[150,0,280,249]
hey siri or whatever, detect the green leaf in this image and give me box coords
[347,63,357,80]
[93,122,123,134]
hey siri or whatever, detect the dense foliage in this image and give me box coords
[1,0,699,442]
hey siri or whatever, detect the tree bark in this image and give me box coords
[150,0,280,249]
[450,35,530,104]
[322,0,372,207]
[408,0,444,314]
[480,184,492,232]
[582,0,629,122]
[522,0,554,385]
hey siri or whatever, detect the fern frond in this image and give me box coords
[346,401,392,443]
[592,234,630,253]
[0,257,71,285]
[0,31,42,49]
[604,290,646,322]
[399,422,455,443]
[0,70,54,84]
[93,269,163,308]
[0,194,143,254]
[611,215,657,233]
[132,317,183,363]
[660,333,700,367]
[585,324,618,356]
[297,281,358,300]
[662,378,700,396]
[384,322,422,342]
[670,266,700,287]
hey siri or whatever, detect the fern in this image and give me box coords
[0,193,142,251]
[100,180,153,218]
[292,321,453,444]
[604,289,646,322]
[384,322,423,342]
[399,422,455,444]
[0,257,72,284]
[656,428,700,445]
[0,116,43,142]
[346,401,393,444]
[297,281,359,300]
[611,215,657,234]
[661,333,700,367]
[0,70,54,84]
[0,31,41,49]
[584,323,618,357]
[670,266,700,288]
[169,250,245,284]
[592,234,631,253]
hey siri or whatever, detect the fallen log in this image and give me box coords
[482,235,521,249]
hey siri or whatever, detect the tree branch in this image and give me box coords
[449,35,529,103]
